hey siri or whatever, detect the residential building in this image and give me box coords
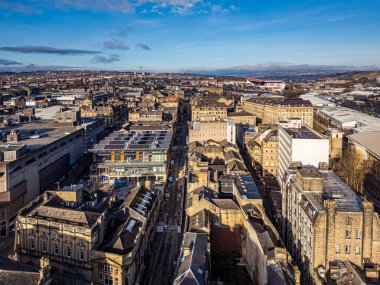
[173,232,209,285]
[281,166,380,284]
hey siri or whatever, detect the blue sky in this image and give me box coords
[0,0,380,71]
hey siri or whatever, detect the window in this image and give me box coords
[99,273,103,282]
[345,245,350,254]
[0,220,6,237]
[30,239,35,250]
[66,246,71,257]
[335,245,340,253]
[346,216,351,225]
[345,230,351,239]
[79,249,85,260]
[104,275,113,285]
[41,241,47,252]
[355,245,360,254]
[54,244,59,255]
[356,230,361,239]
[115,277,119,285]
[104,263,112,273]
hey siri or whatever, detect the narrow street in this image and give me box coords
[143,111,189,285]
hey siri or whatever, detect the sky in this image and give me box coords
[0,0,380,72]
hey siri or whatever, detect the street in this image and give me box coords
[143,111,189,285]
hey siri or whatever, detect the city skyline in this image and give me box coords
[1,0,380,72]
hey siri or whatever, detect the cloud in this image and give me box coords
[115,26,134,38]
[0,0,237,15]
[136,43,151,51]
[91,54,120,64]
[0,46,101,55]
[0,58,22,65]
[103,40,130,50]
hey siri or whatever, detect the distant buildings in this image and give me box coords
[246,78,286,92]
[242,99,314,127]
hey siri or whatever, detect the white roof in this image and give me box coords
[300,93,336,107]
[319,106,380,132]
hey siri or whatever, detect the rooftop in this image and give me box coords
[232,172,262,200]
[284,126,324,140]
[347,131,380,159]
[91,129,173,152]
[296,170,362,221]
[319,106,380,132]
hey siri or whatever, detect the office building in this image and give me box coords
[277,119,329,185]
[90,127,173,185]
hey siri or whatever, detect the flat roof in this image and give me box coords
[348,131,380,159]
[301,171,362,213]
[91,129,172,152]
[1,120,79,152]
[284,126,323,139]
[319,106,380,132]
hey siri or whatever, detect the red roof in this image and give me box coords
[246,78,266,83]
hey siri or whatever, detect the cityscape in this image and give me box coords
[0,1,380,285]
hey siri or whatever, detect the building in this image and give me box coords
[243,99,314,127]
[277,119,329,185]
[90,127,173,186]
[15,183,161,285]
[318,106,380,133]
[189,120,236,144]
[281,166,380,284]
[347,131,380,208]
[173,232,209,285]
[246,78,286,92]
[245,127,278,177]
[0,256,52,285]
[0,121,84,238]
[191,104,228,121]
[227,111,256,125]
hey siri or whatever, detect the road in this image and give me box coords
[143,111,189,285]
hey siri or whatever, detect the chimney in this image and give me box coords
[183,246,191,257]
[293,265,301,285]
[145,180,152,189]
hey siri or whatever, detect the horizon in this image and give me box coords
[1,0,380,72]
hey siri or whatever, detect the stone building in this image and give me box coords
[15,183,161,285]
[242,99,313,127]
[281,166,380,284]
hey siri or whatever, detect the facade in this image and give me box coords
[191,104,228,121]
[15,184,161,285]
[277,119,329,185]
[281,166,380,284]
[227,111,256,125]
[90,127,173,185]
[246,128,278,177]
[0,122,84,238]
[243,99,314,127]
[188,119,236,144]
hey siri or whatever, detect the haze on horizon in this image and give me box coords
[0,0,380,72]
